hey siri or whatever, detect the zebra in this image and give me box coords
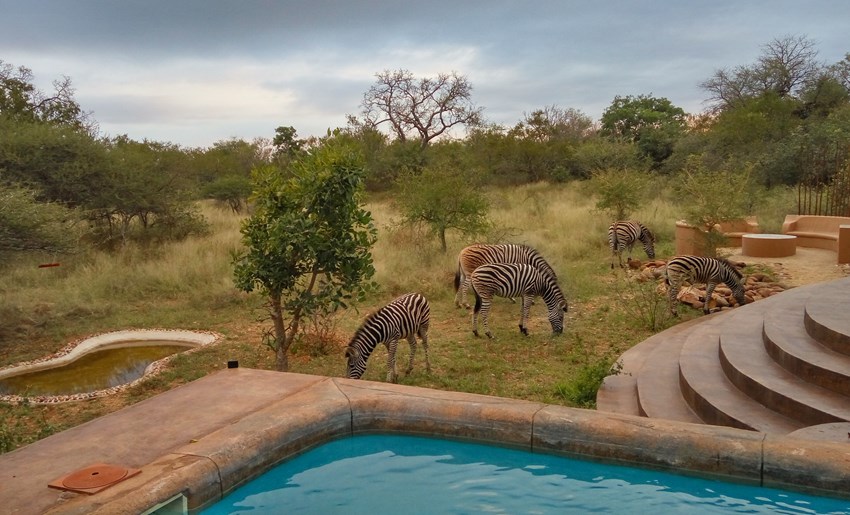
[664,256,747,316]
[469,263,568,339]
[454,243,557,309]
[344,293,431,383]
[608,220,656,269]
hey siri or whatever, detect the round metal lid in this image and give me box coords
[62,464,129,489]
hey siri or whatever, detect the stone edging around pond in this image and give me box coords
[0,329,223,405]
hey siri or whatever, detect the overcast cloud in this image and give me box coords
[3,0,849,148]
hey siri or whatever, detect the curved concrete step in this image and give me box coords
[597,315,705,417]
[763,305,850,397]
[678,312,802,434]
[803,277,850,355]
[719,302,850,426]
[635,331,702,424]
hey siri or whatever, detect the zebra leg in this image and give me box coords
[704,282,717,314]
[405,334,417,375]
[474,296,494,339]
[518,296,533,335]
[420,328,431,373]
[460,278,472,309]
[667,280,680,317]
[385,338,399,383]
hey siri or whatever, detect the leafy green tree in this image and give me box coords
[0,183,80,262]
[587,168,652,221]
[675,157,757,256]
[600,94,687,167]
[0,60,93,131]
[202,175,252,212]
[395,159,491,253]
[233,134,377,371]
[571,136,648,178]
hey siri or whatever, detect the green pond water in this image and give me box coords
[0,341,192,396]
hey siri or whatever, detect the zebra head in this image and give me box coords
[546,287,569,335]
[344,345,365,379]
[719,259,747,307]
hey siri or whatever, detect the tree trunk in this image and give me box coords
[439,227,447,253]
[270,292,289,371]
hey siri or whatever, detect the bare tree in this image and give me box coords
[701,35,821,111]
[358,69,482,148]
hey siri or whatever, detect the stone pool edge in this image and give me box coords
[30,367,849,514]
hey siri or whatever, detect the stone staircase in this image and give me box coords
[597,276,850,441]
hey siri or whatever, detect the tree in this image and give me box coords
[233,133,377,371]
[675,157,757,256]
[358,69,482,149]
[600,94,687,167]
[587,168,652,221]
[701,35,821,112]
[395,159,491,253]
[0,60,93,132]
[0,184,80,262]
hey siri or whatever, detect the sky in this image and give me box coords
[2,0,849,149]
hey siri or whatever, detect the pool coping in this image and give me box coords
[2,368,848,514]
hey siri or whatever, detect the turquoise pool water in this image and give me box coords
[202,435,850,514]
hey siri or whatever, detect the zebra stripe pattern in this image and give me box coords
[470,263,568,338]
[608,220,656,269]
[345,292,431,383]
[454,243,557,308]
[664,256,747,316]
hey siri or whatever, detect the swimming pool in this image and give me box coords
[202,434,850,514]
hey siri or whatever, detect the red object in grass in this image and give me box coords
[38,263,61,268]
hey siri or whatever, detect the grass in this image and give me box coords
[0,182,797,453]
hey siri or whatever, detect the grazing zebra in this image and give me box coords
[664,256,747,316]
[345,293,431,383]
[608,220,656,269]
[454,244,557,309]
[470,263,568,339]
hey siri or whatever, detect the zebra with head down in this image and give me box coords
[608,220,656,269]
[664,256,747,316]
[344,292,431,383]
[470,262,568,339]
[454,243,557,309]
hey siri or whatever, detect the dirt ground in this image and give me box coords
[721,246,850,287]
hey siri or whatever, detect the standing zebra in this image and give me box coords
[665,256,747,316]
[345,293,431,383]
[608,220,656,269]
[454,243,557,309]
[470,263,568,338]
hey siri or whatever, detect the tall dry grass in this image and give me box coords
[0,182,801,453]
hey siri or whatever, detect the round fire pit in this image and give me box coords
[742,233,797,258]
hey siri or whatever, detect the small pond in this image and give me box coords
[0,341,193,396]
[0,329,220,402]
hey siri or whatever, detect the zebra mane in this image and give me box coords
[640,224,656,243]
[348,309,382,346]
[717,258,743,279]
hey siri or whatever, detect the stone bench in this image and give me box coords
[781,215,850,264]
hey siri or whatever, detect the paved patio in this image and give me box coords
[1,367,848,514]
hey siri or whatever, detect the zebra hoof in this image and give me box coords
[518,325,528,336]
[473,330,480,337]
[486,332,494,339]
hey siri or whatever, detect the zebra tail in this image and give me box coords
[473,286,482,313]
[454,267,462,292]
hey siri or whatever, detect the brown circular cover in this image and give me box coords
[62,464,129,489]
